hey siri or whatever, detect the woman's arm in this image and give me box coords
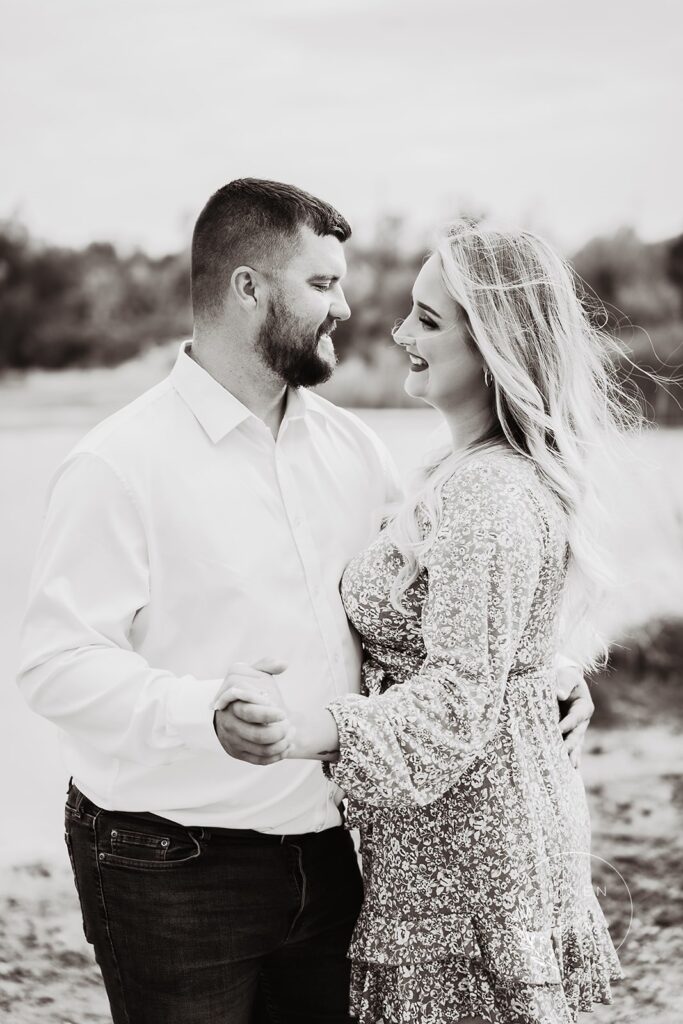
[290,707,341,761]
[314,461,546,808]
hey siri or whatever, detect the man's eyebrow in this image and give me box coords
[308,273,342,282]
[415,299,442,320]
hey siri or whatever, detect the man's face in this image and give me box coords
[255,225,351,387]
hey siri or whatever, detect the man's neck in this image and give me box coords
[189,337,288,439]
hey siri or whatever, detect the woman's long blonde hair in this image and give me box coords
[386,220,642,665]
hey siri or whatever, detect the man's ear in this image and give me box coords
[230,266,262,311]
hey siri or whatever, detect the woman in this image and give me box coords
[229,221,626,1023]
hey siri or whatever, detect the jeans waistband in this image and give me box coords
[67,781,345,845]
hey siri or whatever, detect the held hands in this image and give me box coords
[213,658,594,769]
[557,663,595,770]
[211,659,339,766]
[212,659,295,766]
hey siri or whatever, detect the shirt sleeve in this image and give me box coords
[325,461,545,807]
[17,452,225,766]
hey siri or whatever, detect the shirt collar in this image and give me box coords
[170,341,326,444]
[283,382,327,424]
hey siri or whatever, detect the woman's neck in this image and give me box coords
[439,402,500,454]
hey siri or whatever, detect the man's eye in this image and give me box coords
[313,282,331,292]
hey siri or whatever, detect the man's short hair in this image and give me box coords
[191,178,352,322]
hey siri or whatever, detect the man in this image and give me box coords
[18,179,592,1024]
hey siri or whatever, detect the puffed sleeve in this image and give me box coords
[326,460,546,807]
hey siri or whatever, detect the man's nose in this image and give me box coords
[330,287,351,322]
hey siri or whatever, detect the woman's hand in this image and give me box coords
[212,659,293,765]
[212,658,288,712]
[557,668,595,770]
[215,699,340,765]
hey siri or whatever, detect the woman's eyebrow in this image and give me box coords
[415,300,442,320]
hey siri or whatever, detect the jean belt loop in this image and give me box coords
[67,784,85,818]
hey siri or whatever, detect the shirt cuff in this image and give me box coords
[166,676,226,755]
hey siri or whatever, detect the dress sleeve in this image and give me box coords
[326,461,546,807]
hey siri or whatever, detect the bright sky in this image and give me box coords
[1,0,680,255]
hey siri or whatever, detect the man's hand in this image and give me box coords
[557,669,595,770]
[213,660,293,765]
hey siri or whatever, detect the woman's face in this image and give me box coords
[394,254,485,411]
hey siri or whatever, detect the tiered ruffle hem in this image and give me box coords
[348,902,623,1024]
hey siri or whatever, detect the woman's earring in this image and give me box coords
[483,368,493,388]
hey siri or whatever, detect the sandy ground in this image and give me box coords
[1,708,681,1024]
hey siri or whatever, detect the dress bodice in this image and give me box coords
[340,451,568,701]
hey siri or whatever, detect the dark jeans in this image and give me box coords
[64,782,363,1024]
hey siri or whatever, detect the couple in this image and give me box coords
[18,179,623,1024]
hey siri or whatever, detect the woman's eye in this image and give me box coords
[419,315,437,329]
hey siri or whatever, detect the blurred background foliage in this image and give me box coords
[1,216,681,419]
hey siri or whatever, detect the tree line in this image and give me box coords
[0,217,681,421]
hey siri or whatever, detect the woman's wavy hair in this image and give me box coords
[386,220,642,665]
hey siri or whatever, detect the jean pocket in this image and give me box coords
[111,828,172,862]
[97,824,203,870]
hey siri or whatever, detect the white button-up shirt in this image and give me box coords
[18,342,401,833]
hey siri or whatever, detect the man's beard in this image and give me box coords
[255,293,337,388]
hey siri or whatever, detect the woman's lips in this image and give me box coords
[408,353,429,373]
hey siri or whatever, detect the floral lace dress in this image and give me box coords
[326,452,623,1024]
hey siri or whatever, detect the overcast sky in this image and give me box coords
[1,0,680,255]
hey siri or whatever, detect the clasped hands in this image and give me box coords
[212,659,595,769]
[212,659,296,766]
